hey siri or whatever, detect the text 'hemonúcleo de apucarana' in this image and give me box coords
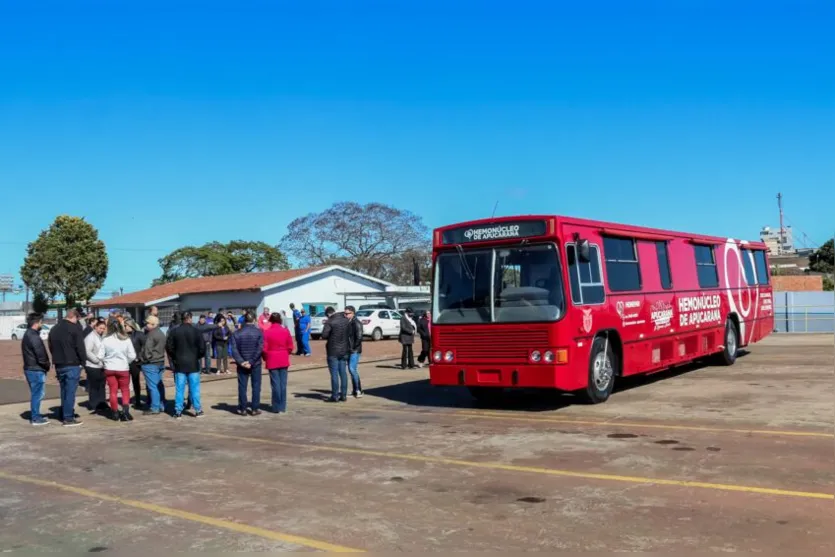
[678,294,721,327]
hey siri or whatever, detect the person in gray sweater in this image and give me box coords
[140,315,167,415]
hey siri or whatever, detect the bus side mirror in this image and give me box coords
[577,239,591,263]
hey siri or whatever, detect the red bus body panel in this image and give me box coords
[429,215,774,391]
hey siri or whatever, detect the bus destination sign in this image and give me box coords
[441,220,547,244]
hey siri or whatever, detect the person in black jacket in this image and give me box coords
[345,306,364,398]
[231,312,265,415]
[321,306,351,402]
[21,313,51,426]
[125,318,146,409]
[48,308,87,426]
[416,310,432,367]
[166,311,206,419]
[399,308,417,370]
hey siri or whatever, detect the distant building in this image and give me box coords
[760,225,794,256]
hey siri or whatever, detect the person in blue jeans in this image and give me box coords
[263,312,294,413]
[47,308,87,427]
[165,312,205,418]
[321,307,351,402]
[140,315,167,415]
[21,312,51,426]
[231,312,265,415]
[345,306,364,398]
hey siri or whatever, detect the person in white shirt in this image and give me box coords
[83,318,108,414]
[98,321,136,422]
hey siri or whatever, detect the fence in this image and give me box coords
[772,291,835,333]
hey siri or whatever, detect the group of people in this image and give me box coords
[20,306,297,426]
[19,302,433,426]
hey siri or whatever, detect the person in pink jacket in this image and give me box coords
[262,312,294,413]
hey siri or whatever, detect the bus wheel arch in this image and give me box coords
[582,331,620,404]
[716,316,740,366]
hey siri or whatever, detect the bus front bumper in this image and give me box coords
[428,363,584,391]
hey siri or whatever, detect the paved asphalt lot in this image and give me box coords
[0,334,832,552]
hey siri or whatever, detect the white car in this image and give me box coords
[356,309,403,341]
[10,322,50,340]
[309,311,328,339]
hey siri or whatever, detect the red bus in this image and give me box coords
[429,215,774,403]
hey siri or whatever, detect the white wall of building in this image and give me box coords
[261,268,388,315]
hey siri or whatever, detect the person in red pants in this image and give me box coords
[99,321,137,422]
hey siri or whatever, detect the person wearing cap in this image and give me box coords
[345,306,364,398]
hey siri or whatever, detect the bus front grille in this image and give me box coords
[435,328,550,364]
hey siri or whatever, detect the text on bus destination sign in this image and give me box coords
[442,220,547,244]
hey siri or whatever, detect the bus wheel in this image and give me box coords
[468,387,503,405]
[371,328,383,341]
[716,319,739,366]
[583,336,617,404]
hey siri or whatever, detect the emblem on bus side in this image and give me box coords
[582,308,593,334]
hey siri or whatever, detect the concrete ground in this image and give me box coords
[0,334,832,552]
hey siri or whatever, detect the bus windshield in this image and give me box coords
[433,243,564,324]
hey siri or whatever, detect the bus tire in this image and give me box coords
[716,318,739,366]
[583,336,617,404]
[371,328,383,341]
[468,386,503,405]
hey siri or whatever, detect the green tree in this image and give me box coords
[280,202,432,284]
[31,292,50,314]
[20,216,108,308]
[809,239,834,274]
[153,240,289,285]
[823,275,834,292]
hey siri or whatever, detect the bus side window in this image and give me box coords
[566,243,605,305]
[655,241,673,289]
[694,244,719,288]
[603,236,642,292]
[741,248,757,286]
[753,250,770,285]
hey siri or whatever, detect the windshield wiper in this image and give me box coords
[455,244,475,281]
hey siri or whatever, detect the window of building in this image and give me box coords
[694,244,719,288]
[753,250,770,285]
[566,244,605,305]
[655,241,673,290]
[603,236,641,292]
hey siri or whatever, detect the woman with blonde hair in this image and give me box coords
[98,320,136,421]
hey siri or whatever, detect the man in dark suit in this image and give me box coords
[165,311,206,419]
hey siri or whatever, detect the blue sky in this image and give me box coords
[0,0,832,299]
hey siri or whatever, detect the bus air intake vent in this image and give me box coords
[435,329,550,364]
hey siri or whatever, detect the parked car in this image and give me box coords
[355,309,403,341]
[309,311,329,340]
[10,322,50,340]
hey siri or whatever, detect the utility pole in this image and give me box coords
[777,192,785,255]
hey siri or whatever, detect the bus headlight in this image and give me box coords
[444,351,454,362]
[530,350,542,363]
[544,350,555,363]
[433,351,443,362]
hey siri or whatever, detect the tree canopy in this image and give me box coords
[153,240,289,285]
[809,239,834,274]
[20,216,108,308]
[280,201,432,284]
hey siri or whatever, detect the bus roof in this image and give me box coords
[433,214,768,250]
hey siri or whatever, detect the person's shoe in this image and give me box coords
[325,397,339,403]
[195,411,205,418]
[338,395,347,402]
[237,408,247,416]
[31,417,49,426]
[251,409,262,416]
[173,412,183,420]
[62,418,83,427]
[355,391,364,398]
[142,410,159,416]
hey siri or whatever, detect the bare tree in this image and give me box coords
[281,202,431,284]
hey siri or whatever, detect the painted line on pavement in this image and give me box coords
[297,401,835,439]
[0,470,363,553]
[190,431,835,501]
